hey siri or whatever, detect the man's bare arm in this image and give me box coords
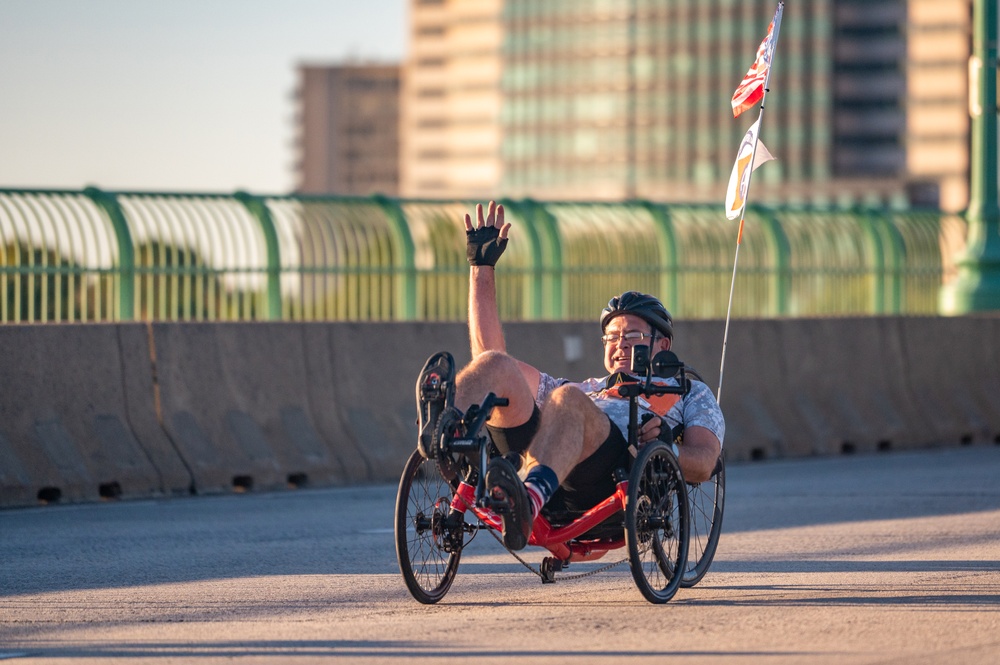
[465,201,541,393]
[638,418,721,484]
[678,426,722,484]
[469,265,506,357]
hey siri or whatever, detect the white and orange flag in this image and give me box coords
[731,4,782,118]
[725,119,775,220]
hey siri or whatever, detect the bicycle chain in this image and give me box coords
[483,523,629,581]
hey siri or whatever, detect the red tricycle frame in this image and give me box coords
[395,351,725,604]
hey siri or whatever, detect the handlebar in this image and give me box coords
[615,381,688,398]
[625,348,691,453]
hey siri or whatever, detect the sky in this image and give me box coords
[0,0,407,194]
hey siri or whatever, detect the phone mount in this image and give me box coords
[631,347,686,384]
[620,346,689,453]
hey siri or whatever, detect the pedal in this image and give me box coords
[420,372,443,397]
[480,490,511,513]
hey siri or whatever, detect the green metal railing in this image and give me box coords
[0,187,952,323]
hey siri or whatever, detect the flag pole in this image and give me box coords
[717,2,784,405]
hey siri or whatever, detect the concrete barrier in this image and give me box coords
[118,324,194,496]
[0,324,166,506]
[150,322,348,494]
[299,323,370,482]
[707,319,820,461]
[778,317,933,456]
[503,322,606,381]
[1,315,997,509]
[897,315,1000,445]
[318,322,470,482]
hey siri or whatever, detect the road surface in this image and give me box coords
[2,444,999,664]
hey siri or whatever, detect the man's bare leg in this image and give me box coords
[454,350,536,428]
[458,352,539,549]
[483,383,614,550]
[522,384,612,482]
[460,355,616,550]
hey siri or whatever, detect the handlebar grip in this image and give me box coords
[494,397,509,407]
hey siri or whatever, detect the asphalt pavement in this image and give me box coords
[1,444,998,664]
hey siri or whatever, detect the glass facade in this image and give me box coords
[399,0,970,211]
[498,0,969,210]
[501,0,809,202]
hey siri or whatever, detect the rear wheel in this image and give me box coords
[395,449,463,604]
[681,454,725,587]
[625,441,689,604]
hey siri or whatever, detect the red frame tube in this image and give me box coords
[455,478,630,564]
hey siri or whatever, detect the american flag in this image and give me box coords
[731,6,781,118]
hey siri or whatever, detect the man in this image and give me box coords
[417,201,724,551]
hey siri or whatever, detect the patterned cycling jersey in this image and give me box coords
[535,371,725,447]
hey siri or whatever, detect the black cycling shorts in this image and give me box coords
[486,405,540,455]
[550,421,630,515]
[488,406,630,515]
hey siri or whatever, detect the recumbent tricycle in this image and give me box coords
[394,345,725,604]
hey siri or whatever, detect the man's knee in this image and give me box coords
[458,350,534,425]
[542,385,611,448]
[545,384,598,416]
[465,349,518,376]
[459,350,522,393]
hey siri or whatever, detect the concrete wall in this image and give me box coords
[1,316,997,508]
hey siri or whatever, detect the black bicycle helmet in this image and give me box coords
[601,291,673,340]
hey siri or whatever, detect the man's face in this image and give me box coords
[602,313,671,374]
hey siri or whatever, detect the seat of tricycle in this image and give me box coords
[540,487,626,541]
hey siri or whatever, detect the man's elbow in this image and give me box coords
[681,428,722,483]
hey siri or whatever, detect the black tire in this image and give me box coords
[625,441,689,604]
[681,454,725,588]
[395,449,463,604]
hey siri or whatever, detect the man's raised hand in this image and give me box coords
[466,200,511,267]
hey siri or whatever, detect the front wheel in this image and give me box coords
[395,449,463,604]
[625,441,689,604]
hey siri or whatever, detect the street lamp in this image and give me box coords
[940,0,1000,313]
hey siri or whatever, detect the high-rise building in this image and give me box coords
[905,0,971,211]
[400,0,504,199]
[497,0,971,210]
[295,63,400,195]
[386,1,972,211]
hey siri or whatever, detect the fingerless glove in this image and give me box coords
[467,226,508,266]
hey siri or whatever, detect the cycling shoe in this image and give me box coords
[485,456,532,551]
[415,351,455,458]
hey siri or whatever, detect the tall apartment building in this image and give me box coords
[400,0,504,199]
[399,0,971,210]
[294,63,400,195]
[905,0,971,211]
